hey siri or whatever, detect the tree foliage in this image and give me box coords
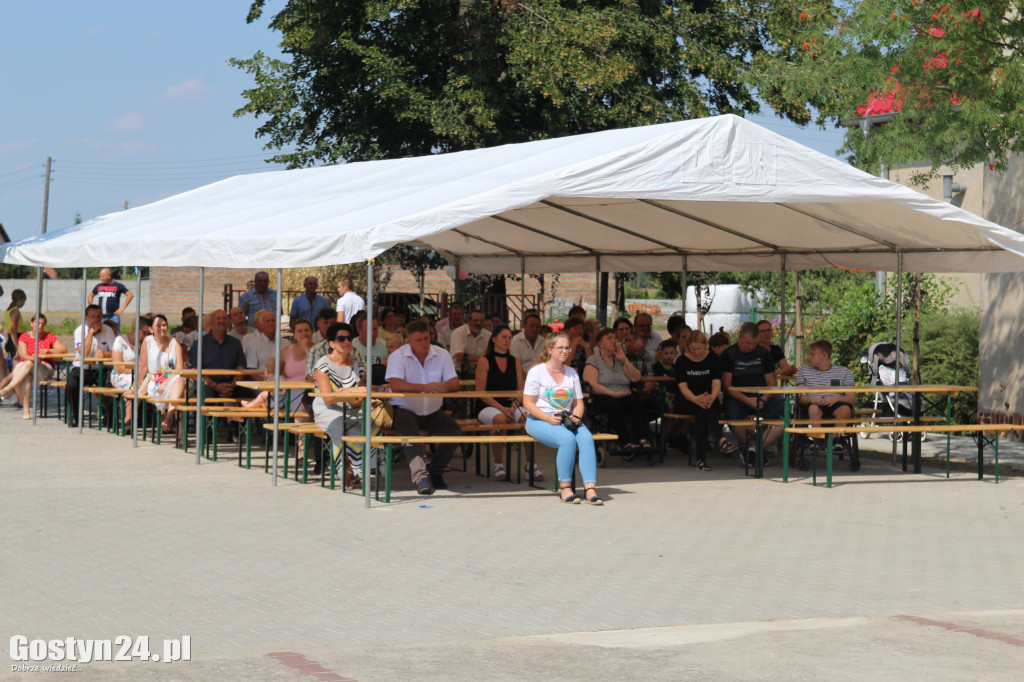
[919,310,979,422]
[735,268,955,368]
[232,0,817,167]
[752,0,1024,179]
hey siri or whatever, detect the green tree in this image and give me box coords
[734,269,954,368]
[232,0,815,167]
[752,0,1024,179]
[919,310,979,423]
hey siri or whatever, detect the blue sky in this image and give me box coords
[0,1,847,245]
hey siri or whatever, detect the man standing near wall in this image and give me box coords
[335,277,365,323]
[87,268,133,334]
[238,271,277,327]
[290,276,331,329]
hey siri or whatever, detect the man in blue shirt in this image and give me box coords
[189,309,248,399]
[238,271,277,327]
[289,276,331,329]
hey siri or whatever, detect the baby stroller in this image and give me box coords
[859,342,920,442]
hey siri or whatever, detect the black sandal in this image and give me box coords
[718,437,738,456]
[696,460,712,472]
[559,487,581,504]
[585,493,604,506]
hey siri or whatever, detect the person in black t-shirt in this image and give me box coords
[87,268,133,334]
[720,322,785,465]
[673,331,720,471]
[757,319,796,378]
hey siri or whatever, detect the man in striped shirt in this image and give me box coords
[795,340,855,421]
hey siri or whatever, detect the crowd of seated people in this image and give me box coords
[15,267,832,497]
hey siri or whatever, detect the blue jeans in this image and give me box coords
[526,415,597,484]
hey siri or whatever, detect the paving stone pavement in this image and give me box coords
[3,407,1024,680]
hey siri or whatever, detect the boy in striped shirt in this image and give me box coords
[796,340,855,421]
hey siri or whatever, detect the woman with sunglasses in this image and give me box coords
[312,322,369,482]
[522,332,602,505]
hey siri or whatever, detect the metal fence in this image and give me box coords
[223,284,537,328]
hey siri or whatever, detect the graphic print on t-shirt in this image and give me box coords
[542,386,574,411]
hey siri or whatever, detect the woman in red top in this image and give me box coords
[0,314,66,419]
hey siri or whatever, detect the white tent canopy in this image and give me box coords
[5,113,1024,273]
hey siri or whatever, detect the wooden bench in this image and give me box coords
[338,433,619,502]
[785,423,1024,487]
[83,386,131,433]
[721,415,950,475]
[37,379,67,419]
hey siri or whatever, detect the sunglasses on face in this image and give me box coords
[334,334,353,342]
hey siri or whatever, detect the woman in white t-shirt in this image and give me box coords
[522,332,602,505]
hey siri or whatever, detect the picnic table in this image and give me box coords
[746,384,978,481]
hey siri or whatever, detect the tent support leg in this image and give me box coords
[365,259,374,508]
[680,256,688,330]
[31,268,43,425]
[131,266,141,446]
[272,269,282,486]
[779,254,787,362]
[196,267,205,464]
[77,268,86,434]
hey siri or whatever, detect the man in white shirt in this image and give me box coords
[66,304,116,427]
[335,277,365,323]
[435,302,465,349]
[449,309,490,371]
[385,319,462,495]
[227,306,255,342]
[242,310,277,374]
[509,312,544,372]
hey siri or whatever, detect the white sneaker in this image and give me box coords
[524,463,544,481]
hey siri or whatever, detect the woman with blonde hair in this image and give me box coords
[522,332,601,505]
[674,330,722,471]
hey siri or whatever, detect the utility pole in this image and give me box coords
[41,156,52,234]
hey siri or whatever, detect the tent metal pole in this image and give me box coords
[893,254,903,465]
[272,269,282,487]
[894,255,903,391]
[131,266,141,446]
[794,271,803,365]
[520,256,526,326]
[779,255,787,363]
[595,256,601,323]
[364,259,374,508]
[30,268,42,425]
[77,268,86,434]
[195,267,205,465]
[681,256,688,329]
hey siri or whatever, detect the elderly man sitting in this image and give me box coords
[242,310,277,375]
[386,319,462,495]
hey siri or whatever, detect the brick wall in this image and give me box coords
[380,266,597,305]
[150,267,257,319]
[151,265,602,322]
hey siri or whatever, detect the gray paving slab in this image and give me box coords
[2,406,1024,680]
